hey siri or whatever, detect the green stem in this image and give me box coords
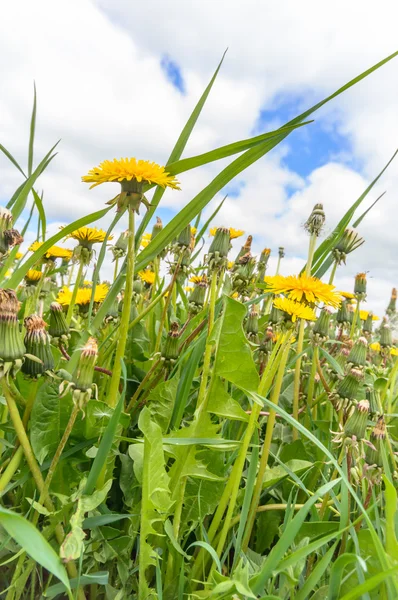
[350,300,361,338]
[292,319,306,441]
[107,207,135,409]
[242,335,292,552]
[196,273,218,410]
[307,345,319,409]
[65,260,84,326]
[113,257,119,282]
[154,253,183,354]
[305,232,317,277]
[126,359,161,413]
[0,446,23,492]
[328,260,338,285]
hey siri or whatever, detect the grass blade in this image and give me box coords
[28,82,37,177]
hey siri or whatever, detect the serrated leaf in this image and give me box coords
[208,376,249,422]
[214,296,259,392]
[147,374,180,433]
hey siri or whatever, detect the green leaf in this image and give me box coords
[339,566,398,600]
[6,205,112,288]
[295,542,338,600]
[328,553,367,600]
[262,459,314,489]
[319,346,344,376]
[136,50,227,241]
[147,375,180,433]
[214,296,259,393]
[45,571,108,599]
[250,479,340,594]
[382,475,398,561]
[0,506,71,593]
[352,191,386,228]
[31,189,46,241]
[0,144,26,178]
[164,519,190,559]
[187,540,222,573]
[30,381,72,464]
[28,82,37,177]
[208,376,249,422]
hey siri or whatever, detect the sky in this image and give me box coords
[1,0,398,316]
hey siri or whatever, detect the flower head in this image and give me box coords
[65,227,110,246]
[82,158,180,190]
[339,291,355,300]
[56,284,109,307]
[273,297,316,323]
[29,241,73,260]
[209,227,244,239]
[25,269,43,284]
[138,270,156,285]
[140,233,152,248]
[189,275,207,284]
[264,274,341,308]
[359,310,379,321]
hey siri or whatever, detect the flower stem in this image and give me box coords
[242,335,292,551]
[154,253,183,354]
[292,319,305,441]
[107,207,135,409]
[65,259,84,326]
[113,257,119,282]
[196,273,218,410]
[308,345,319,411]
[350,300,360,338]
[329,260,338,285]
[0,446,23,492]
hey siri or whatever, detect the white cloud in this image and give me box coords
[1,0,398,318]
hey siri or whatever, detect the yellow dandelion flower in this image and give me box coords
[273,297,316,322]
[339,291,355,300]
[140,233,152,248]
[390,347,398,357]
[5,269,13,278]
[25,269,43,283]
[56,286,73,306]
[209,227,244,239]
[29,241,72,260]
[189,275,206,284]
[265,275,341,308]
[184,286,194,293]
[138,270,156,285]
[65,226,111,245]
[227,261,234,270]
[231,292,240,299]
[15,252,23,260]
[76,283,109,305]
[191,227,197,235]
[359,310,379,321]
[369,342,381,353]
[82,157,180,190]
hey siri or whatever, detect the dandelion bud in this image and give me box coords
[259,326,275,355]
[111,230,129,260]
[344,399,369,440]
[48,302,69,344]
[232,252,257,295]
[336,368,363,403]
[363,312,374,335]
[268,302,282,326]
[365,386,380,416]
[336,300,350,326]
[188,277,207,314]
[380,317,392,348]
[333,228,365,265]
[365,416,386,468]
[257,248,271,280]
[354,273,367,300]
[245,305,259,344]
[152,216,163,239]
[0,289,25,378]
[386,288,397,316]
[235,235,253,263]
[347,336,368,368]
[278,247,285,259]
[176,224,192,249]
[0,207,14,255]
[305,203,325,236]
[22,315,54,377]
[207,227,230,270]
[73,337,98,393]
[312,307,332,344]
[161,322,180,365]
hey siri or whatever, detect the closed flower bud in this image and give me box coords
[235,235,253,263]
[312,307,332,344]
[386,288,397,315]
[336,300,350,326]
[336,368,363,402]
[305,203,325,236]
[161,322,180,365]
[347,336,368,367]
[207,227,230,269]
[344,399,369,440]
[365,386,380,416]
[354,273,367,300]
[3,229,23,249]
[269,302,282,326]
[111,230,129,260]
[365,416,386,468]
[73,337,98,393]
[380,317,392,348]
[49,302,70,343]
[188,277,207,314]
[0,289,25,377]
[0,207,14,255]
[22,315,54,377]
[257,248,271,280]
[232,252,257,294]
[363,312,374,335]
[278,247,285,259]
[333,228,365,265]
[246,305,259,344]
[176,224,192,249]
[152,216,163,239]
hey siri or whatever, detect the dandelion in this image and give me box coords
[56,284,108,307]
[273,297,316,323]
[65,227,110,247]
[138,270,156,285]
[140,233,152,248]
[82,157,180,190]
[25,269,43,284]
[209,227,244,239]
[29,241,73,261]
[359,310,379,321]
[264,274,341,308]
